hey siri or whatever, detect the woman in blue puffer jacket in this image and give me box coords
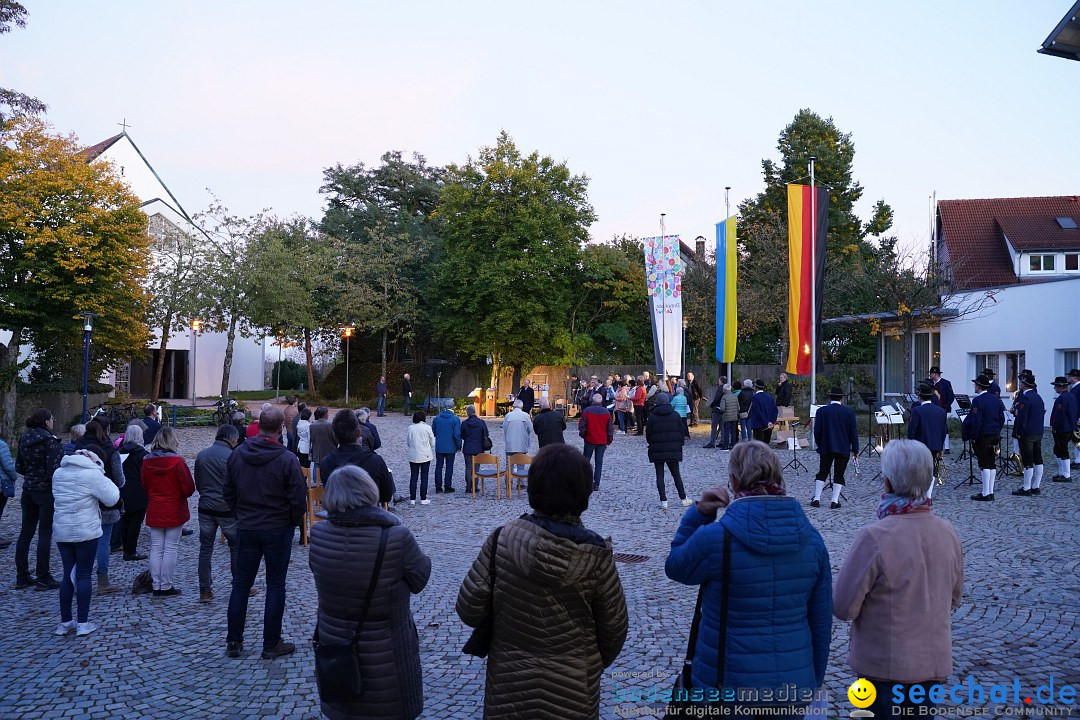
[665,440,831,712]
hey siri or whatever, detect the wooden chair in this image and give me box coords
[470,453,502,499]
[302,484,326,546]
[505,453,533,497]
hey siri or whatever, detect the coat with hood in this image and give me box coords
[431,409,462,454]
[52,452,121,544]
[461,416,490,456]
[308,504,432,720]
[645,403,684,463]
[225,435,307,530]
[665,498,832,704]
[319,443,395,505]
[15,426,64,493]
[456,514,628,720]
[720,389,740,422]
[142,451,195,528]
[73,435,125,524]
[118,441,149,511]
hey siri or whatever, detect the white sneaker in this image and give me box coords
[681,497,693,507]
[55,620,76,636]
[660,500,669,510]
[409,500,416,506]
[75,622,97,637]
[419,499,431,505]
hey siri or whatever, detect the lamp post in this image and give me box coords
[682,318,689,379]
[342,326,355,405]
[191,319,201,404]
[80,312,98,422]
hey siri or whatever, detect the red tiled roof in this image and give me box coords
[81,133,124,162]
[938,195,1080,289]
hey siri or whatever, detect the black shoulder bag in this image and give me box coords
[462,525,502,657]
[481,424,493,452]
[664,530,732,719]
[312,526,388,705]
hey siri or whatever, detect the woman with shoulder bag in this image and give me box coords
[141,427,195,597]
[309,465,431,720]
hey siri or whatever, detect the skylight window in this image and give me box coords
[1057,217,1078,229]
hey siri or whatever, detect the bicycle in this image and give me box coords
[91,401,139,433]
[212,398,239,426]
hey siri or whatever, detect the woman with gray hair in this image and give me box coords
[309,465,431,720]
[737,379,755,441]
[833,439,964,718]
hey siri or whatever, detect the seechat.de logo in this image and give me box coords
[848,678,877,717]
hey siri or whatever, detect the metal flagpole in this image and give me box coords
[660,212,667,376]
[809,156,817,409]
[724,187,732,383]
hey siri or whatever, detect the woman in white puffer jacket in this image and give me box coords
[51,449,120,637]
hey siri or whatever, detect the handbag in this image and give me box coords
[312,526,388,705]
[462,525,502,657]
[481,426,493,452]
[664,531,731,718]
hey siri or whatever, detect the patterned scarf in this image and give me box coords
[876,492,932,519]
[733,478,786,499]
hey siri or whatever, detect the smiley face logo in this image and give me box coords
[848,678,877,709]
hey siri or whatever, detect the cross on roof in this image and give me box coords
[118,118,131,132]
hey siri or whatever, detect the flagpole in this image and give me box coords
[660,212,667,377]
[724,186,732,384]
[809,156,817,409]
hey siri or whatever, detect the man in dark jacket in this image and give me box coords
[142,403,162,446]
[532,397,566,448]
[776,373,793,409]
[307,406,335,469]
[1050,376,1078,482]
[1011,374,1045,495]
[578,394,614,490]
[749,380,779,445]
[460,406,490,494]
[928,366,955,453]
[962,373,1005,501]
[686,371,703,427]
[224,408,307,660]
[907,384,947,499]
[705,384,725,448]
[402,373,413,415]
[319,409,396,504]
[646,393,689,508]
[810,387,859,509]
[195,424,240,602]
[356,407,381,451]
[517,379,536,415]
[737,379,755,441]
[376,375,388,416]
[14,409,64,590]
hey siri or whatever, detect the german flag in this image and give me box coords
[786,184,828,376]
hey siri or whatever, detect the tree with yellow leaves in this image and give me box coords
[0,117,150,441]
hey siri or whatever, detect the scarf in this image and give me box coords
[733,478,786,499]
[876,492,931,519]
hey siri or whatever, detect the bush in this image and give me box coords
[18,379,113,395]
[269,360,306,391]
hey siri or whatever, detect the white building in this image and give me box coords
[833,195,1080,400]
[81,131,266,399]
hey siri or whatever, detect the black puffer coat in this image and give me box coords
[119,442,148,511]
[646,404,684,463]
[15,427,63,493]
[308,505,431,720]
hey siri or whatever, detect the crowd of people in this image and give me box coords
[2,362,1076,719]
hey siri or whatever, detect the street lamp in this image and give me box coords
[191,319,202,404]
[682,317,689,379]
[342,326,355,406]
[80,312,98,422]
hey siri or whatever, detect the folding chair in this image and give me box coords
[303,484,326,546]
[505,453,533,497]
[471,453,502,499]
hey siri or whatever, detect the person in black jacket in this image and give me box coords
[319,409,396,504]
[532,398,567,448]
[402,373,414,416]
[14,408,65,590]
[460,406,490,494]
[646,393,690,510]
[517,379,536,415]
[737,380,755,441]
[118,425,150,561]
[776,373,793,408]
[195,424,239,602]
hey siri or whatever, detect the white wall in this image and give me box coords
[190,332,266,397]
[940,278,1080,395]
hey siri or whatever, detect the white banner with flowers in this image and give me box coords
[643,235,684,377]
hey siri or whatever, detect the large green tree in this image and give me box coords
[0,118,150,440]
[737,109,894,364]
[569,235,652,364]
[0,2,46,125]
[432,131,595,388]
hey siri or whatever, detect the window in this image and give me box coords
[1004,352,1026,394]
[1029,254,1056,272]
[974,353,999,380]
[882,334,904,395]
[1057,217,1078,229]
[1063,350,1079,374]
[1066,254,1079,272]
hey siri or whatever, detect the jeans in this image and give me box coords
[16,488,54,581]
[739,417,751,441]
[227,526,294,651]
[615,411,626,433]
[58,539,96,623]
[722,420,739,449]
[95,522,114,575]
[434,452,456,490]
[582,443,607,487]
[376,395,386,416]
[199,513,238,592]
[148,526,182,590]
[654,461,686,502]
[409,461,430,500]
[708,411,722,445]
[119,507,145,557]
[464,454,475,492]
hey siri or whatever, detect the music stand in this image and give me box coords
[857,392,879,458]
[953,395,972,465]
[782,421,808,472]
[997,410,1020,476]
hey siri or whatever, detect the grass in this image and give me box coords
[230,390,310,401]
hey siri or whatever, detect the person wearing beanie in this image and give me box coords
[1050,377,1078,482]
[907,384,948,500]
[810,387,860,509]
[1011,371,1045,496]
[961,374,1005,501]
[749,379,779,445]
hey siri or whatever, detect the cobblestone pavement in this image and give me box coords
[0,415,1076,719]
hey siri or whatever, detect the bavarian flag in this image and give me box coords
[715,216,737,363]
[786,184,828,376]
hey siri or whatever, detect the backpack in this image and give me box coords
[131,570,153,595]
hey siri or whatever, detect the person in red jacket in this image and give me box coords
[142,427,195,597]
[578,393,614,491]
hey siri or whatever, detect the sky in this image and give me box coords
[2,1,1078,254]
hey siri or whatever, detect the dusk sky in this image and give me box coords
[2,1,1076,253]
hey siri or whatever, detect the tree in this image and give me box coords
[190,198,262,398]
[0,117,150,441]
[568,235,651,364]
[737,109,895,364]
[320,151,444,374]
[0,2,47,125]
[432,131,595,388]
[145,217,200,402]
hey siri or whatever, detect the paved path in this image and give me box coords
[0,416,1076,719]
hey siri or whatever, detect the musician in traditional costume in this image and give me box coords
[810,387,859,509]
[961,374,1004,501]
[928,366,955,453]
[907,384,947,499]
[1050,376,1078,482]
[1010,371,1044,496]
